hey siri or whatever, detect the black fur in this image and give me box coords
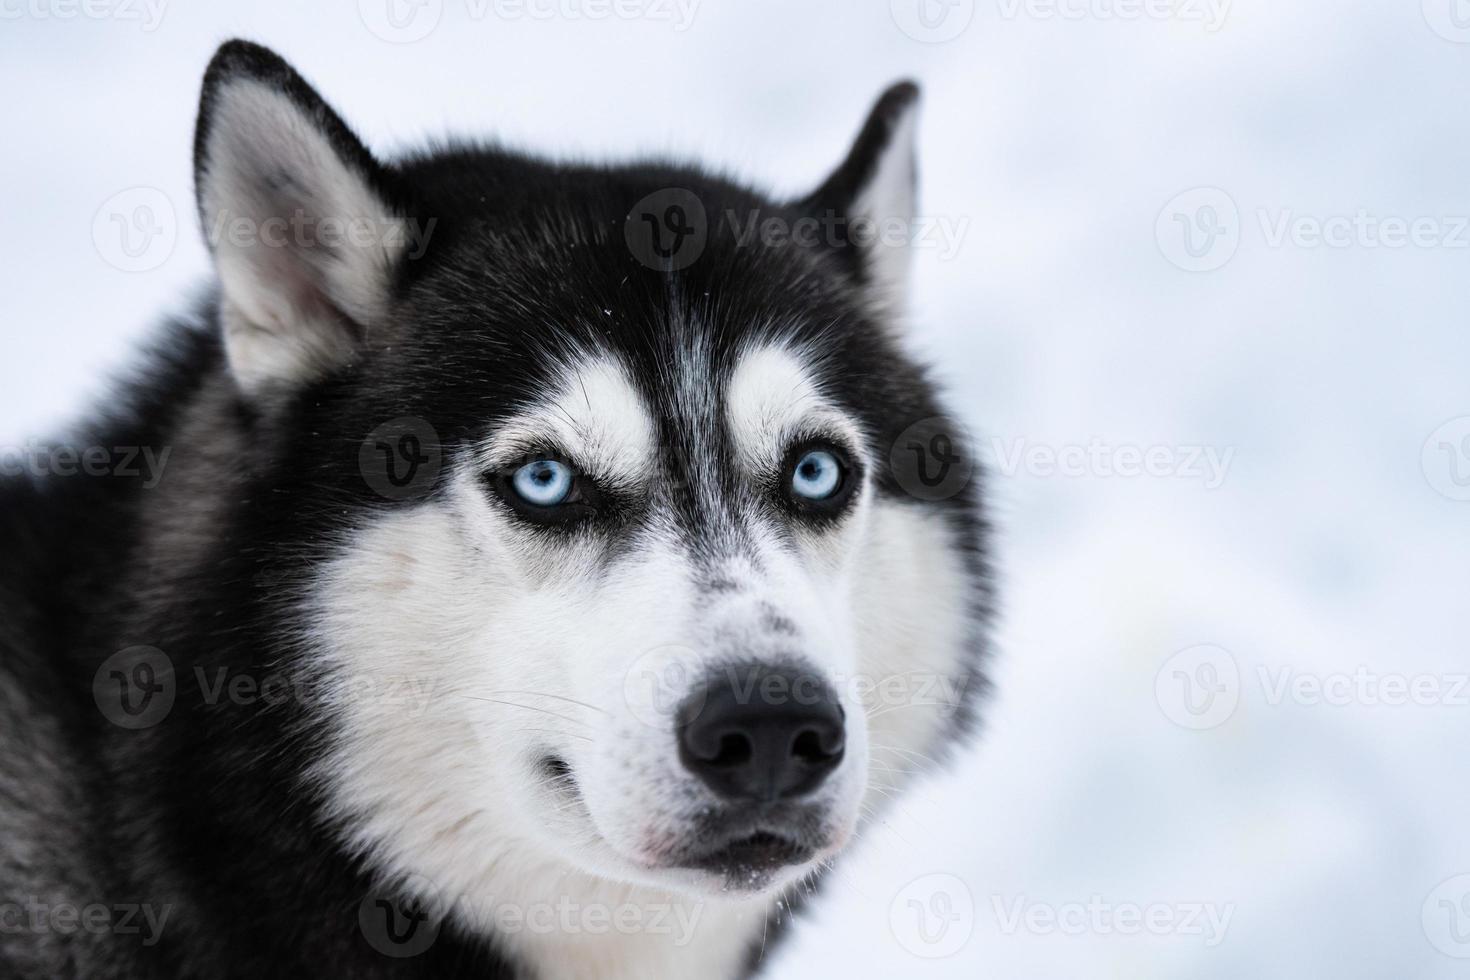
[0,40,991,979]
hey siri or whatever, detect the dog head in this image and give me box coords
[191,41,989,906]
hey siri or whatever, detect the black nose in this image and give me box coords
[677,665,845,803]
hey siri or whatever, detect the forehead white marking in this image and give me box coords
[476,356,655,488]
[724,344,865,471]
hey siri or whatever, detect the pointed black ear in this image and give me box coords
[194,41,406,396]
[798,81,920,315]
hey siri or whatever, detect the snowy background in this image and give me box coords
[4,0,1469,975]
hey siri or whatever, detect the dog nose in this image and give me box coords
[676,666,845,803]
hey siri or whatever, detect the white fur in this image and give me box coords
[724,344,865,475]
[470,357,656,492]
[302,347,972,979]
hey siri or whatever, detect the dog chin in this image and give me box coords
[540,755,852,897]
[593,834,837,899]
[657,833,839,896]
[647,804,862,898]
[579,819,848,899]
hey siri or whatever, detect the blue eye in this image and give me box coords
[511,459,574,507]
[791,449,843,500]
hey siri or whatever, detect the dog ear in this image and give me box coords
[194,41,406,396]
[798,81,921,317]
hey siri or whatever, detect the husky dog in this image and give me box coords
[0,40,991,979]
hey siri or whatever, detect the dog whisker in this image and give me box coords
[868,741,943,763]
[459,695,595,728]
[479,690,611,716]
[862,701,961,722]
[513,727,594,743]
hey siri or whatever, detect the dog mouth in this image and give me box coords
[537,755,828,889]
[677,830,815,878]
[666,804,831,889]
